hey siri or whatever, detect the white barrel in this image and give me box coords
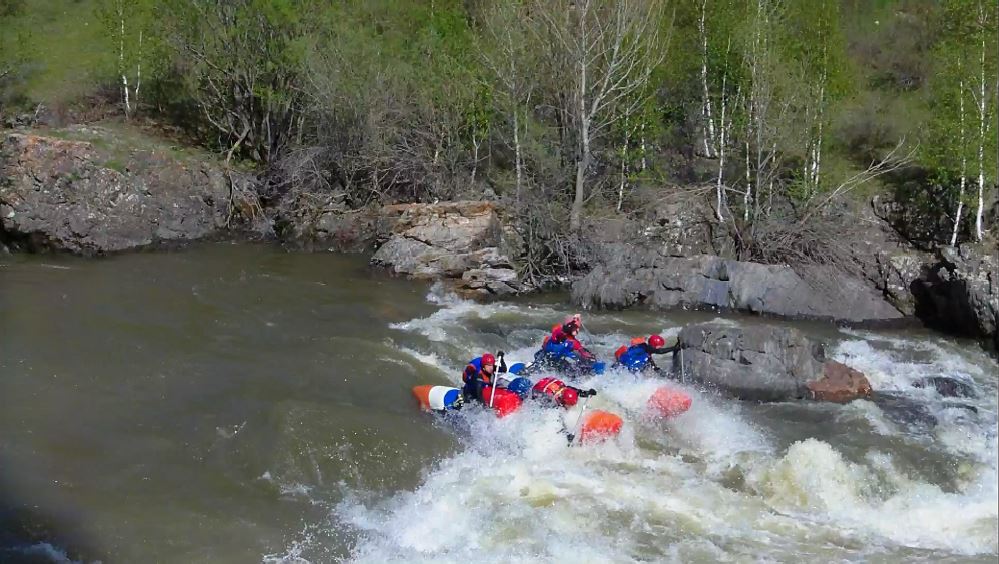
[427,386,461,410]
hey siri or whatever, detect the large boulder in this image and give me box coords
[911,244,997,351]
[807,360,873,403]
[0,127,258,254]
[674,323,872,403]
[876,249,931,315]
[369,201,527,296]
[574,249,903,323]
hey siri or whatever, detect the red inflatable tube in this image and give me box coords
[481,386,522,417]
[647,386,692,418]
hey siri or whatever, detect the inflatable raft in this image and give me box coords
[411,382,626,443]
[411,384,522,417]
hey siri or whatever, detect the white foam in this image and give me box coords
[750,438,999,554]
[329,295,999,561]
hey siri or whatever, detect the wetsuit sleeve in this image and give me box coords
[499,356,508,374]
[462,364,477,384]
[570,386,597,397]
[552,328,567,343]
[644,343,679,355]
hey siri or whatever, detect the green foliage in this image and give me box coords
[4,0,995,263]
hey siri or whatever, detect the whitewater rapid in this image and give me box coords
[269,286,997,563]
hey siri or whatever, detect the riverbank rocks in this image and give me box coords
[911,244,997,351]
[0,126,260,254]
[574,248,903,323]
[674,323,872,403]
[369,201,527,297]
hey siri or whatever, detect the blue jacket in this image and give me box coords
[618,345,652,371]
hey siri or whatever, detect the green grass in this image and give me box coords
[36,120,224,171]
[8,0,109,105]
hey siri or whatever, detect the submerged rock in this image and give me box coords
[574,250,902,323]
[913,376,977,399]
[870,392,939,429]
[674,323,872,403]
[0,128,259,254]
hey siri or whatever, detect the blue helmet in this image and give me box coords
[506,377,533,399]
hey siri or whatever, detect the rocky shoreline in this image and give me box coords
[2,126,996,351]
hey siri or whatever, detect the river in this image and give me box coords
[1,243,996,563]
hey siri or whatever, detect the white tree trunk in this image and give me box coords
[640,122,647,171]
[975,9,987,241]
[699,0,716,158]
[715,73,728,221]
[471,134,479,184]
[119,3,130,116]
[618,123,631,211]
[952,76,967,246]
[744,139,751,222]
[571,37,589,233]
[135,30,142,108]
[513,110,523,202]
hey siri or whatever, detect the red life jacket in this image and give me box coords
[532,377,571,404]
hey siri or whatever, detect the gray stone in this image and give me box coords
[368,201,528,296]
[574,250,903,322]
[673,323,827,401]
[913,376,976,398]
[877,250,930,315]
[0,130,259,254]
[912,244,997,351]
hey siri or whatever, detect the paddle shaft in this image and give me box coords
[568,396,591,446]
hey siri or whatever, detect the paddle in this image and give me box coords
[566,393,592,446]
[488,351,505,409]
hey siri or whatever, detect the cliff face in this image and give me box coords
[0,126,258,254]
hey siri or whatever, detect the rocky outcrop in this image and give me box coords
[673,323,872,403]
[0,127,259,254]
[911,244,997,351]
[369,201,527,297]
[574,248,903,323]
[876,249,931,315]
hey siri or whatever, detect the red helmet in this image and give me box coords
[558,387,579,407]
[481,353,496,367]
[648,334,666,348]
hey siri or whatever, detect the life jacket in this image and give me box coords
[614,346,628,360]
[618,344,651,372]
[532,377,572,405]
[542,339,576,358]
[463,357,493,384]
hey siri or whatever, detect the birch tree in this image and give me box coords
[926,0,997,244]
[481,1,538,203]
[99,0,156,118]
[970,0,997,241]
[530,0,668,232]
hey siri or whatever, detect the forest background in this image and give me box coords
[1,0,996,284]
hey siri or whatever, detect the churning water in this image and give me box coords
[0,243,995,563]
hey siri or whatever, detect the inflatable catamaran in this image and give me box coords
[412,371,692,444]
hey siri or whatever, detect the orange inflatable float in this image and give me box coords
[647,386,692,418]
[577,410,623,443]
